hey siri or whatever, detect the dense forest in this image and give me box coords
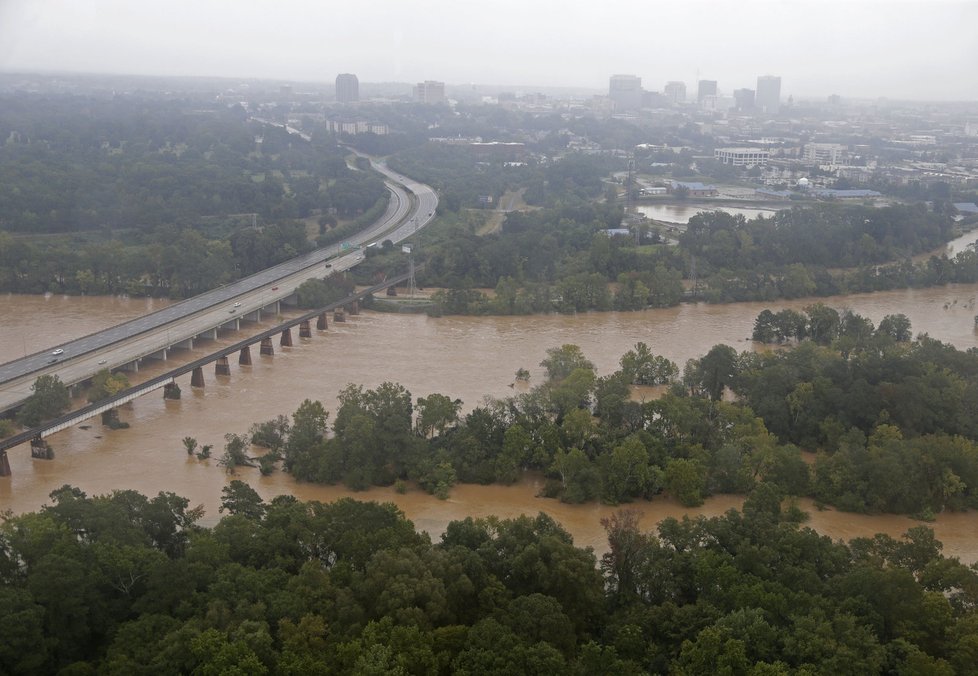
[682,204,954,270]
[2,484,976,674]
[195,318,978,517]
[379,197,975,315]
[386,143,621,211]
[0,93,386,296]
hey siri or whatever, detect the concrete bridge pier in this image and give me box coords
[299,319,312,338]
[348,300,360,315]
[172,337,194,351]
[260,337,274,356]
[144,348,168,363]
[215,356,231,376]
[280,327,293,347]
[197,328,218,342]
[30,436,53,460]
[163,383,181,400]
[0,450,10,476]
[119,360,139,373]
[239,345,252,365]
[190,367,205,388]
[334,309,346,322]
[316,312,328,330]
[101,409,123,428]
[243,310,261,322]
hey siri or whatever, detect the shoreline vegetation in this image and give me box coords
[349,201,978,318]
[184,313,978,520]
[2,483,976,673]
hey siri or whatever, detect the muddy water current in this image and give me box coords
[1,277,978,560]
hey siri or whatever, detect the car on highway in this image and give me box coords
[48,357,59,364]
[228,308,236,313]
[51,348,64,356]
[271,286,279,291]
[233,302,241,307]
[98,359,107,365]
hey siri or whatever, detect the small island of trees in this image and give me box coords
[180,312,978,520]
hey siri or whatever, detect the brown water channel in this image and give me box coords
[1,281,977,560]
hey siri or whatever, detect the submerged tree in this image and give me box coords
[17,374,70,427]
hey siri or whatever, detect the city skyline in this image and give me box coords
[1,0,976,101]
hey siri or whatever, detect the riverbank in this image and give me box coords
[2,283,977,563]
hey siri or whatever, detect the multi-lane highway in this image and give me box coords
[372,158,439,244]
[0,155,438,414]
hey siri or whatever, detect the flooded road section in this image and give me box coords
[1,281,977,561]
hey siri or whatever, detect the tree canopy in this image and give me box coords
[1,486,976,673]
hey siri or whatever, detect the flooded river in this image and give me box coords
[1,275,978,560]
[635,203,779,224]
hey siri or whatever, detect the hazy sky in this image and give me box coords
[1,0,975,100]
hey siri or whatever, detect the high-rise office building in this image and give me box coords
[335,73,359,103]
[609,74,643,111]
[664,81,686,104]
[756,75,781,115]
[414,80,446,104]
[733,88,755,112]
[697,80,717,103]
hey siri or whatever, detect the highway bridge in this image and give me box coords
[0,272,411,472]
[0,156,438,417]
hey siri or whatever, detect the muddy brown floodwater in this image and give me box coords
[1,278,977,561]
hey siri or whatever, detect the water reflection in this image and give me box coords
[635,203,778,224]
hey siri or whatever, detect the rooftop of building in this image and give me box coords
[715,147,771,153]
[671,180,717,190]
[812,188,882,198]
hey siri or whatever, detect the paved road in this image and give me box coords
[0,148,438,413]
[369,158,439,245]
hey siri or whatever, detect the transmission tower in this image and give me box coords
[625,156,636,215]
[408,254,416,298]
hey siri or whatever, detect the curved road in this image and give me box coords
[0,152,438,413]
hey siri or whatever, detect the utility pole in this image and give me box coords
[625,156,635,216]
[408,255,416,298]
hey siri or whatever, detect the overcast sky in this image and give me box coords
[1,0,975,100]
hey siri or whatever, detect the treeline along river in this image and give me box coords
[1,271,977,561]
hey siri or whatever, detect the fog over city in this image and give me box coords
[1,0,975,100]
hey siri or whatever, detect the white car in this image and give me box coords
[233,302,241,307]
[51,348,64,356]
